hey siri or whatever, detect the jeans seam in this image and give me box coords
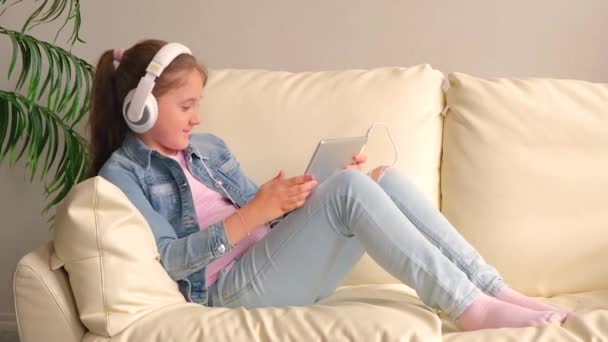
[451,285,481,320]
[341,193,473,318]
[485,279,507,297]
[387,192,496,294]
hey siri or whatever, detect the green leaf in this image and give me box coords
[46,46,60,109]
[0,1,90,218]
[6,30,19,79]
[3,97,22,157]
[58,50,72,112]
[0,91,88,216]
[14,102,32,161]
[41,117,59,179]
[69,1,83,45]
[29,104,45,180]
[34,110,51,181]
[53,0,70,44]
[64,55,81,122]
[44,143,68,194]
[73,63,92,124]
[29,0,57,29]
[0,97,9,153]
[25,105,40,180]
[50,45,65,111]
[15,35,31,92]
[2,28,94,124]
[6,97,26,166]
[20,0,48,34]
[26,37,43,102]
[37,43,55,101]
[58,51,74,113]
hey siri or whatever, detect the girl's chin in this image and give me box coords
[161,142,189,155]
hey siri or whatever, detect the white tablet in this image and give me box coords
[304,136,368,183]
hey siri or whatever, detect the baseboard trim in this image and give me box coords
[0,312,17,332]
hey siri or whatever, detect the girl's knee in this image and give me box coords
[324,169,374,193]
[333,168,370,185]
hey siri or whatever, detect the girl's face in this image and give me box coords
[139,69,203,156]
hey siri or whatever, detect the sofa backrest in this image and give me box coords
[442,72,608,296]
[197,65,447,285]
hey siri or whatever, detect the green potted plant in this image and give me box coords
[1,0,92,217]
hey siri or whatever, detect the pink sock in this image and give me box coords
[496,287,570,314]
[457,293,567,331]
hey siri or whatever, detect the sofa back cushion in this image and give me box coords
[198,65,446,285]
[442,72,608,296]
[51,177,186,337]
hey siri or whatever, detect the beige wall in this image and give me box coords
[1,0,607,322]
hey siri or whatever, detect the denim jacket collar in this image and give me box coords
[122,133,204,169]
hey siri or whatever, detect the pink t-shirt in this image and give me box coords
[170,151,269,287]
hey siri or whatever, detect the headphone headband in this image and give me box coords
[146,42,192,77]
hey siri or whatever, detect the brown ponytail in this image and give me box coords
[87,39,208,176]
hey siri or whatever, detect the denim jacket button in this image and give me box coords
[217,244,226,254]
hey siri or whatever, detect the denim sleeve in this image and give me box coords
[99,165,233,281]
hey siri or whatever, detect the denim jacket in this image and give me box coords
[98,132,259,304]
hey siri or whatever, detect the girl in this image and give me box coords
[88,39,568,331]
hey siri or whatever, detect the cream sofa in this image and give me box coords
[13,65,608,341]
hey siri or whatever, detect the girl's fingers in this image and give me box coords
[344,163,363,170]
[285,180,317,196]
[340,154,367,170]
[288,191,313,206]
[369,165,390,182]
[353,153,367,163]
[285,174,315,186]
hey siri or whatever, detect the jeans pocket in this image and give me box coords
[221,282,255,307]
[215,261,257,308]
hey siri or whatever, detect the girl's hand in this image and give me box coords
[369,165,390,182]
[248,171,318,224]
[344,153,367,171]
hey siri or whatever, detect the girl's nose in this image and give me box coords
[190,113,201,126]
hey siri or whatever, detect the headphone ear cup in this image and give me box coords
[122,89,158,133]
[143,94,158,131]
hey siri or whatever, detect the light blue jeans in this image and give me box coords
[208,168,506,319]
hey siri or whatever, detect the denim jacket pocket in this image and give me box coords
[218,156,238,175]
[148,181,180,221]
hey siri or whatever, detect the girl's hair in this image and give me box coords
[87,39,208,176]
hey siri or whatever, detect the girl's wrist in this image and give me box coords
[239,201,266,228]
[225,207,258,246]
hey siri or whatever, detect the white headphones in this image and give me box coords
[122,42,193,133]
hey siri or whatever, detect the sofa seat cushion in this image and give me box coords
[80,284,608,342]
[442,289,608,341]
[83,284,441,342]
